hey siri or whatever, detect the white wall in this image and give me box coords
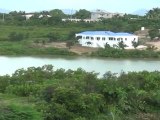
[77,35,138,48]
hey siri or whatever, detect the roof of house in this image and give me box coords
[76,31,136,37]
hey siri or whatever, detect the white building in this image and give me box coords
[75,31,138,48]
[62,18,94,23]
[22,14,34,20]
[22,14,51,20]
[91,9,124,21]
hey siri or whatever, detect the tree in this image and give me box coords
[49,9,66,18]
[47,32,60,42]
[118,41,127,49]
[105,43,111,49]
[8,11,26,24]
[146,8,160,19]
[148,29,160,40]
[66,41,74,49]
[132,40,139,49]
[8,32,24,41]
[74,9,91,19]
[67,31,79,40]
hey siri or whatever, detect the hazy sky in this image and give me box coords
[0,0,160,13]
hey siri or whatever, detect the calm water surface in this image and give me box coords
[1,56,160,77]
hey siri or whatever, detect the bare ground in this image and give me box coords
[69,45,98,55]
[146,41,160,50]
[33,42,99,55]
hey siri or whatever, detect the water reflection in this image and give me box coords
[1,56,160,77]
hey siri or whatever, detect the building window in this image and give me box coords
[114,38,116,41]
[117,38,120,41]
[83,37,85,39]
[109,37,113,40]
[102,37,105,40]
[125,38,127,41]
[134,38,136,40]
[76,36,82,39]
[86,36,89,39]
[96,37,100,40]
[91,37,94,40]
[121,38,123,41]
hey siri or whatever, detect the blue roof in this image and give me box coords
[76,31,135,36]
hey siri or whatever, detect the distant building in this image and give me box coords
[38,14,51,18]
[22,13,34,20]
[62,18,94,22]
[62,9,124,22]
[91,9,124,21]
[76,31,138,48]
[23,13,51,20]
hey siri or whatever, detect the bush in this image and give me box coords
[8,32,24,41]
[47,32,60,42]
[0,105,42,120]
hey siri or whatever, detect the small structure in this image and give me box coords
[141,27,145,31]
[38,14,51,18]
[75,31,138,48]
[22,13,34,20]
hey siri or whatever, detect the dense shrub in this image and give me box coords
[0,66,160,119]
[8,32,24,41]
[0,105,42,120]
[91,47,160,58]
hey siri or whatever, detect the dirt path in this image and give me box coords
[34,42,98,55]
[69,45,98,55]
[146,41,160,50]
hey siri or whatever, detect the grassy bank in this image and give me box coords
[0,25,84,56]
[91,47,160,58]
[0,25,160,58]
[0,93,43,120]
[0,41,76,56]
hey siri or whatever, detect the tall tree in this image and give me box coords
[146,7,160,19]
[132,40,139,49]
[118,41,127,50]
[74,9,91,19]
[49,9,66,18]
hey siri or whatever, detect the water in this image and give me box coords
[1,56,160,77]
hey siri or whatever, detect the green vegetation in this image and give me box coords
[0,65,159,120]
[0,94,42,120]
[0,25,79,55]
[0,8,160,56]
[0,41,75,56]
[91,47,160,58]
[0,7,160,120]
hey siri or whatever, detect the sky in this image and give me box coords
[0,0,160,13]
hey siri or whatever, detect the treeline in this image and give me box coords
[0,9,91,26]
[0,65,159,119]
[0,8,160,35]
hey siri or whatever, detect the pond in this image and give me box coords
[1,56,160,77]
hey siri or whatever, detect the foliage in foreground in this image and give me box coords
[0,104,42,120]
[0,65,160,120]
